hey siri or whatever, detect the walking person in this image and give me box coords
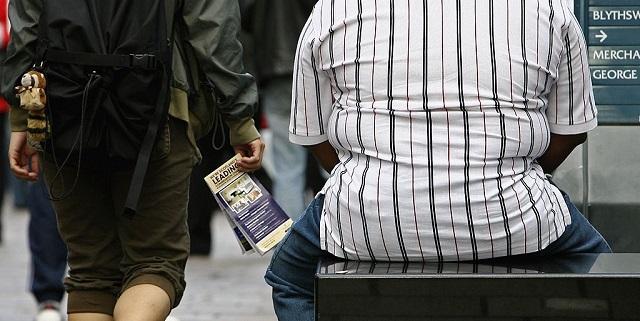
[28,178,67,321]
[3,0,264,320]
[243,0,320,219]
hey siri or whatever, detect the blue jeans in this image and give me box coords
[28,178,68,303]
[264,192,611,321]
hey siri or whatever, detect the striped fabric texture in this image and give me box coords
[290,0,596,261]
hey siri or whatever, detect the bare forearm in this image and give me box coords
[307,141,339,173]
[538,133,587,174]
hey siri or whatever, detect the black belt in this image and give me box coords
[46,49,158,70]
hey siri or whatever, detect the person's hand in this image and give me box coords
[9,131,40,181]
[233,138,265,172]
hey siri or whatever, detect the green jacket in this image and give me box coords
[1,0,260,152]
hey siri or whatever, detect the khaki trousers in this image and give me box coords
[43,117,195,315]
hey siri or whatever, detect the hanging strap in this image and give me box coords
[121,0,177,219]
[121,60,171,219]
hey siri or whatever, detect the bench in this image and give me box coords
[315,253,640,321]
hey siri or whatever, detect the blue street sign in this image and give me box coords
[589,27,640,46]
[578,0,640,124]
[589,7,640,26]
[589,46,640,66]
[591,67,640,85]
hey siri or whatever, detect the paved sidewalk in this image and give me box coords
[0,203,277,321]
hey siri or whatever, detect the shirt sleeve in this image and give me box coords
[546,11,597,135]
[289,8,334,146]
[181,0,257,122]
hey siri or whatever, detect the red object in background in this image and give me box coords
[259,113,269,129]
[0,0,10,113]
[0,0,8,49]
[0,0,9,49]
[0,98,8,113]
[0,97,8,114]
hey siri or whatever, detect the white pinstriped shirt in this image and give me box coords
[290,0,596,261]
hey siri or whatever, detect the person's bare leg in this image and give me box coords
[113,284,171,321]
[68,313,114,321]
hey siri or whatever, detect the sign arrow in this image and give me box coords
[595,30,608,43]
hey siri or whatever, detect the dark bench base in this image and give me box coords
[315,254,640,320]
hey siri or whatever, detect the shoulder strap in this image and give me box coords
[122,63,171,218]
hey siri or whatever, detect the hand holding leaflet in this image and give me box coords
[204,154,293,255]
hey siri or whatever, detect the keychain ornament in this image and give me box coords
[15,70,48,142]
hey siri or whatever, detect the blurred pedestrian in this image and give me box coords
[28,178,67,321]
[243,0,319,219]
[187,131,231,256]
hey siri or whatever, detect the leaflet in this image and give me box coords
[204,154,293,255]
